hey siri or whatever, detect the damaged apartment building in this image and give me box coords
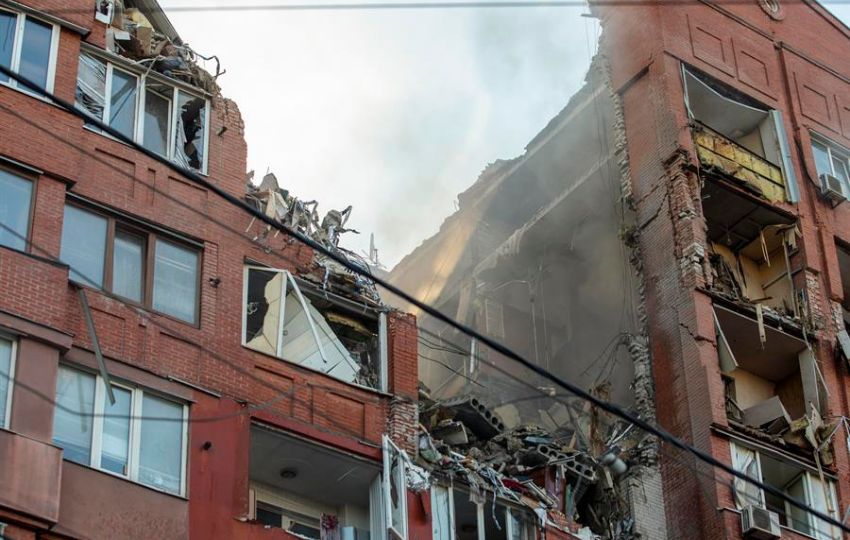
[0,1,427,539]
[390,1,850,540]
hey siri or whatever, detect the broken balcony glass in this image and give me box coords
[244,266,382,389]
[75,53,106,120]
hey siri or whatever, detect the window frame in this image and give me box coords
[383,435,408,540]
[0,333,17,430]
[76,48,211,175]
[0,8,60,97]
[729,441,840,539]
[811,133,850,199]
[0,162,37,253]
[241,264,388,391]
[53,364,189,496]
[61,202,202,325]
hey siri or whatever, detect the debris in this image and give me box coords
[742,396,792,433]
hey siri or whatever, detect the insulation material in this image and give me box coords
[280,292,360,384]
[75,54,107,120]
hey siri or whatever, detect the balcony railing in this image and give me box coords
[0,429,62,524]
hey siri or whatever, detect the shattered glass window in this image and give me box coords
[245,268,284,356]
[18,17,51,89]
[75,53,106,121]
[174,90,207,172]
[109,68,138,139]
[244,266,384,389]
[143,81,172,156]
[99,384,131,475]
[0,11,14,84]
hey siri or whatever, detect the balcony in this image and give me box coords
[0,429,62,524]
[694,125,786,203]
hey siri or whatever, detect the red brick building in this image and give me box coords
[0,1,421,539]
[598,0,850,538]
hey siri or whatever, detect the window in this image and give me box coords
[60,204,201,324]
[0,169,33,251]
[812,135,850,198]
[0,9,58,94]
[52,365,188,495]
[243,265,387,390]
[0,336,16,429]
[683,67,799,203]
[730,442,840,539]
[75,51,209,173]
[383,436,408,540]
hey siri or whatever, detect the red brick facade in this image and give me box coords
[598,1,850,538]
[0,2,419,539]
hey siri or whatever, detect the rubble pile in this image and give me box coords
[97,0,222,94]
[245,173,381,304]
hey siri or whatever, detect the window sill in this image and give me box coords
[0,243,68,269]
[244,344,393,399]
[80,124,209,177]
[69,279,199,329]
[0,79,54,106]
[62,457,188,500]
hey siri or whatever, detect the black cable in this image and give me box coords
[1,63,847,534]
[33,0,850,14]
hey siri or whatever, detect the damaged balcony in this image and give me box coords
[714,305,834,461]
[684,67,799,204]
[248,424,386,540]
[730,441,840,539]
[243,264,387,391]
[703,179,799,319]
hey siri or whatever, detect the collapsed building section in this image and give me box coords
[388,56,664,539]
[243,172,387,391]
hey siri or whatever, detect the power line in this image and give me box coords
[1,63,848,534]
[33,0,850,14]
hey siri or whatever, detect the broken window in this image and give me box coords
[60,203,201,323]
[249,425,385,540]
[684,67,799,203]
[703,180,797,316]
[0,8,58,93]
[715,305,827,443]
[383,435,408,540]
[730,442,840,539]
[445,486,534,540]
[75,50,209,173]
[243,265,387,390]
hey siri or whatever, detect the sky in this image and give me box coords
[165,2,850,269]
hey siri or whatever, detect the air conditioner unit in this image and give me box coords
[820,173,847,204]
[741,505,781,540]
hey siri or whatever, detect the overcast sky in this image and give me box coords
[166,2,850,268]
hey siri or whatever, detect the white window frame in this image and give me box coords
[382,435,408,540]
[729,441,840,540]
[0,334,17,430]
[242,264,389,392]
[811,133,850,198]
[76,50,210,174]
[0,8,60,96]
[56,365,189,496]
[435,485,536,540]
[430,485,455,540]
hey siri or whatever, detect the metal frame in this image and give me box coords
[77,49,211,175]
[0,7,59,96]
[382,435,408,540]
[0,333,16,429]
